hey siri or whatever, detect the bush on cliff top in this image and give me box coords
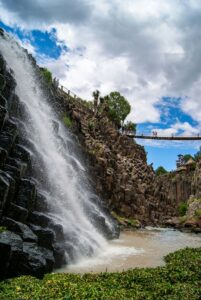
[0,247,201,300]
[155,166,168,176]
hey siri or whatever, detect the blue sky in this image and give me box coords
[0,0,201,171]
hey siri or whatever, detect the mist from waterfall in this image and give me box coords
[0,34,115,263]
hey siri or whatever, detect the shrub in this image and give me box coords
[88,120,95,131]
[40,68,52,84]
[178,202,188,216]
[155,166,168,176]
[63,114,72,128]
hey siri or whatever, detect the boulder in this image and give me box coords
[2,218,38,242]
[29,224,55,249]
[52,242,67,268]
[0,131,16,153]
[0,231,23,279]
[22,242,55,276]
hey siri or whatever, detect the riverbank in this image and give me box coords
[58,228,201,273]
[0,246,200,299]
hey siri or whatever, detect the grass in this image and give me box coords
[63,114,73,128]
[0,247,201,299]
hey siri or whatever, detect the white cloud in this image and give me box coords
[1,0,201,126]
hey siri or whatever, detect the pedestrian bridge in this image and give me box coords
[127,134,201,141]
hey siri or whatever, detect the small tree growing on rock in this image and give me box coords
[104,91,131,128]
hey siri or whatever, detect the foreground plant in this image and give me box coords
[0,247,200,300]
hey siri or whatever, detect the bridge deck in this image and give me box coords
[127,135,201,141]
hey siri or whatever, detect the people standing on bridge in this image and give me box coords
[152,131,157,137]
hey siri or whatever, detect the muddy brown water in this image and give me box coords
[57,228,201,274]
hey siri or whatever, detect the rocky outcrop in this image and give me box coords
[0,51,67,280]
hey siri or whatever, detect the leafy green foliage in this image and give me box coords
[0,247,201,299]
[40,68,52,84]
[178,202,188,216]
[155,166,168,176]
[104,92,131,127]
[183,154,194,162]
[124,121,137,133]
[82,100,93,110]
[63,114,72,128]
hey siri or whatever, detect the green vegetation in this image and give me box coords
[0,226,6,233]
[87,120,95,131]
[183,154,194,163]
[178,202,188,216]
[124,121,137,134]
[104,91,131,127]
[194,209,201,218]
[0,247,200,299]
[40,67,52,84]
[111,212,140,228]
[63,114,72,128]
[155,166,168,176]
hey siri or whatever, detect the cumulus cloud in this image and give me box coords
[1,0,201,126]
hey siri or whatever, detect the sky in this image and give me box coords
[0,0,201,171]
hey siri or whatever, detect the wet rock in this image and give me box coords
[22,242,55,276]
[35,192,49,212]
[12,144,31,166]
[0,105,8,130]
[0,147,8,168]
[29,224,55,249]
[0,94,7,108]
[0,171,15,215]
[28,211,52,227]
[16,179,36,211]
[0,131,16,153]
[6,203,28,223]
[0,231,23,279]
[52,242,67,268]
[7,157,27,177]
[2,218,38,242]
[3,164,21,183]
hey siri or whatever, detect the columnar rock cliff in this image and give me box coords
[0,51,68,280]
[54,87,201,229]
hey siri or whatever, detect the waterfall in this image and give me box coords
[0,33,115,263]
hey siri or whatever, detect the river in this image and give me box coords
[57,228,201,273]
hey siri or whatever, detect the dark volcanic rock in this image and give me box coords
[0,231,23,279]
[16,178,36,211]
[0,147,8,167]
[28,211,52,227]
[2,218,38,242]
[29,224,55,249]
[5,203,29,223]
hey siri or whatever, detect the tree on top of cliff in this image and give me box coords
[155,166,168,176]
[104,91,131,128]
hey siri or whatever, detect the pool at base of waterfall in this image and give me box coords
[57,228,201,273]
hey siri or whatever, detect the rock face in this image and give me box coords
[53,85,201,228]
[0,51,67,280]
[0,31,119,280]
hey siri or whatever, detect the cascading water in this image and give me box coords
[0,33,116,263]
